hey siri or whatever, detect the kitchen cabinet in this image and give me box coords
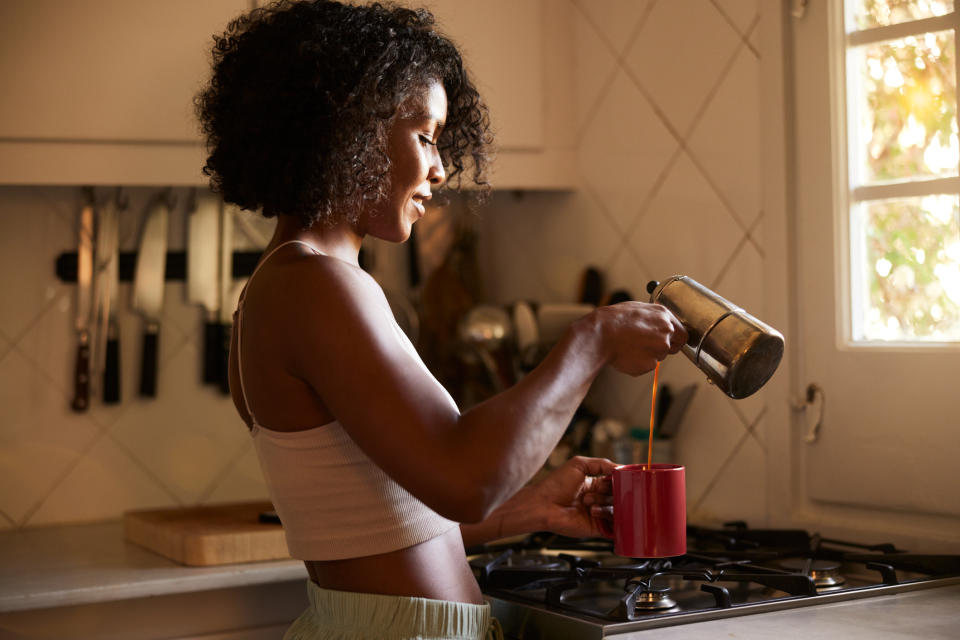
[422,0,576,189]
[0,0,247,186]
[0,0,575,189]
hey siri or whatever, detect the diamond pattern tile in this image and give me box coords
[748,211,764,252]
[0,188,73,342]
[602,238,654,299]
[749,408,768,451]
[573,10,620,134]
[691,432,766,525]
[522,194,622,302]
[0,332,11,361]
[750,13,761,53]
[109,343,248,504]
[14,289,77,397]
[670,365,746,507]
[573,0,652,56]
[687,44,761,229]
[628,152,744,285]
[202,441,271,504]
[26,434,177,526]
[714,0,759,36]
[0,348,101,524]
[623,0,742,137]
[578,68,679,233]
[713,238,767,428]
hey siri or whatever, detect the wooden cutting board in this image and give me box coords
[124,501,291,566]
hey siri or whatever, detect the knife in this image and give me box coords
[102,190,124,404]
[132,191,171,398]
[186,192,222,385]
[217,203,235,394]
[90,192,114,401]
[70,187,96,412]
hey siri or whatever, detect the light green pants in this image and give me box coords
[283,581,503,640]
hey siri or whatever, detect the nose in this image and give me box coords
[428,149,445,186]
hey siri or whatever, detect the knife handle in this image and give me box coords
[139,325,159,398]
[71,336,91,412]
[218,322,231,395]
[203,321,222,384]
[103,323,120,404]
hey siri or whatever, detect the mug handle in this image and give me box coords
[592,473,615,539]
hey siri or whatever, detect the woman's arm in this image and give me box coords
[285,257,685,523]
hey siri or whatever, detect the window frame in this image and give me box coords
[835,2,960,349]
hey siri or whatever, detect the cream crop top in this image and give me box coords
[235,240,459,560]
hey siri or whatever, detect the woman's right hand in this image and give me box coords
[591,301,688,376]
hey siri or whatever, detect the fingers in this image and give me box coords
[567,455,617,478]
[590,504,613,519]
[590,504,614,538]
[582,491,613,506]
[601,302,688,376]
[570,456,616,507]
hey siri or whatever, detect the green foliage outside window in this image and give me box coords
[850,0,960,340]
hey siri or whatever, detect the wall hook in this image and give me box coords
[791,383,825,444]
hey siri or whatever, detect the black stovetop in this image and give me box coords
[466,522,960,636]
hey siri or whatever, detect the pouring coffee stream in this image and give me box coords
[646,276,784,400]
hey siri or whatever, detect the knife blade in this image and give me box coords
[70,187,96,412]
[102,190,124,404]
[187,193,222,384]
[216,203,235,394]
[132,192,170,398]
[90,193,113,400]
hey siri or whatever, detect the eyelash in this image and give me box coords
[419,135,437,147]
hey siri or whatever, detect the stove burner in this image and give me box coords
[634,589,678,611]
[779,558,847,589]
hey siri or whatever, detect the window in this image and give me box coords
[843,0,960,341]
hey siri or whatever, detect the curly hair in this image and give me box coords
[195,0,492,227]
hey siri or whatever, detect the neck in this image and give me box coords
[270,214,363,266]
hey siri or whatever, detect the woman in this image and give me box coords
[196,1,687,638]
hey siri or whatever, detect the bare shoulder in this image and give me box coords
[247,249,382,314]
[293,252,390,324]
[249,250,394,355]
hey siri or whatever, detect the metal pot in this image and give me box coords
[647,276,784,399]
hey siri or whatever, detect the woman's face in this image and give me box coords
[362,80,447,243]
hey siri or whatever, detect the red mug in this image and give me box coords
[597,463,686,557]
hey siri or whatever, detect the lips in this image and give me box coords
[411,192,431,216]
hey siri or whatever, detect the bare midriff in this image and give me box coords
[303,526,483,604]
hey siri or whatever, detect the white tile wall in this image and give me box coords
[0,186,275,528]
[0,0,768,529]
[478,0,768,527]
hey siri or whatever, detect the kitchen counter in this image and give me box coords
[0,520,306,613]
[622,583,960,639]
[0,521,309,639]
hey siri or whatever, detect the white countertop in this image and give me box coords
[0,520,307,613]
[622,583,960,639]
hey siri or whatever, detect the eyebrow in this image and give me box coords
[403,107,444,127]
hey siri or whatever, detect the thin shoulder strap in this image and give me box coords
[236,240,321,427]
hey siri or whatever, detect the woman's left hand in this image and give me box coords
[460,455,617,546]
[527,456,617,538]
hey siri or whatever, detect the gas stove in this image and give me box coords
[467,522,960,639]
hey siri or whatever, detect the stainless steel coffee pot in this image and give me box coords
[647,276,784,399]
